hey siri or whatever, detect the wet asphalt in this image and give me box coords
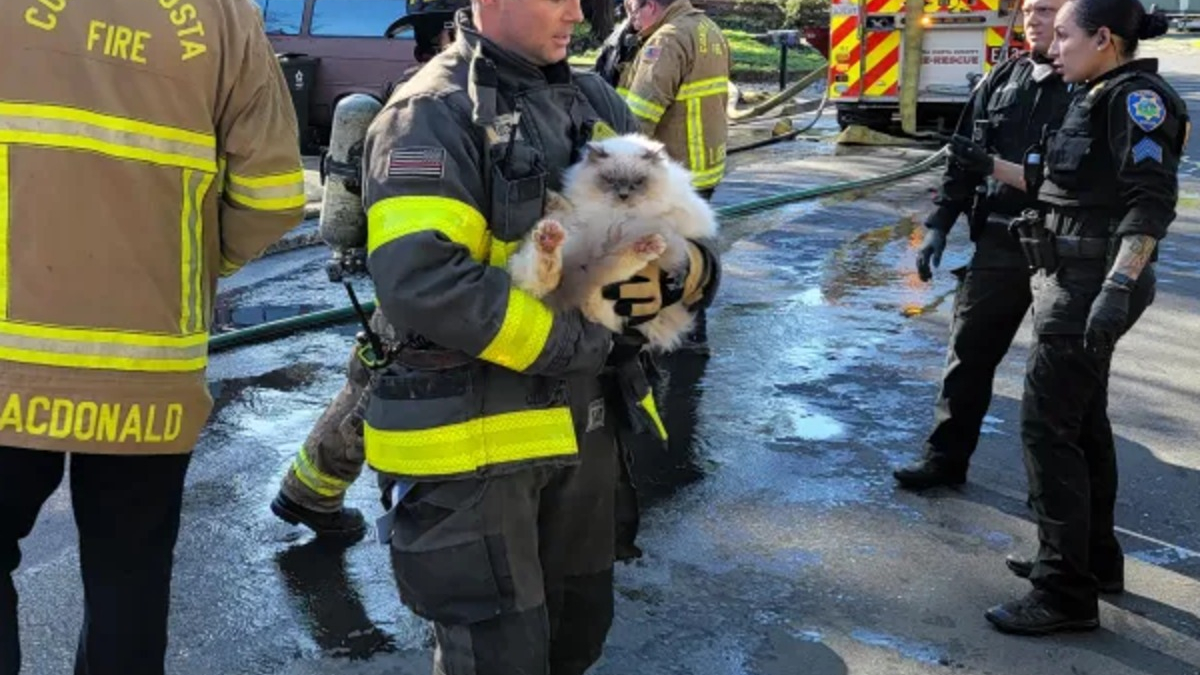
[10,42,1200,675]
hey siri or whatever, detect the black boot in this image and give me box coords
[985,591,1098,636]
[271,493,366,541]
[892,456,967,490]
[1004,554,1124,594]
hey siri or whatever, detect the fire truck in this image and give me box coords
[826,0,1027,134]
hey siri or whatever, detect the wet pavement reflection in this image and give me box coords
[274,538,398,660]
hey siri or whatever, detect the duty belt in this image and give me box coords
[1053,235,1109,260]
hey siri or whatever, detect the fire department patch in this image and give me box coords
[1127,90,1166,132]
[387,147,445,179]
[1131,137,1163,164]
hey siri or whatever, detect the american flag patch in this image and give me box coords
[387,147,445,179]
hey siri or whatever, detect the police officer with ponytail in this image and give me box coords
[984,0,1189,635]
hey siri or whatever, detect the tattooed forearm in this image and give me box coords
[1109,234,1157,281]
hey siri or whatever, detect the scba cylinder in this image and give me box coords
[319,93,383,251]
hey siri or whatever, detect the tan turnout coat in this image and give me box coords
[0,0,305,454]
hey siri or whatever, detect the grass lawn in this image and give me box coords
[569,29,826,82]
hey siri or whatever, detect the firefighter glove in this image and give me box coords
[602,241,713,326]
[949,134,994,175]
[916,228,947,282]
[1084,280,1131,355]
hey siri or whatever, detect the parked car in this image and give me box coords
[252,0,418,146]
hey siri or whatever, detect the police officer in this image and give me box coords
[984,0,1188,635]
[271,2,464,540]
[361,4,719,674]
[893,0,1073,490]
[0,1,304,673]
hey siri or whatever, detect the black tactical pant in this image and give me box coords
[1021,263,1155,611]
[923,263,1032,470]
[0,446,191,675]
[386,387,619,675]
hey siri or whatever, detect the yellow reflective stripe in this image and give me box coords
[640,392,668,441]
[219,255,241,278]
[676,77,729,100]
[365,407,577,476]
[0,321,208,372]
[180,170,213,334]
[478,287,553,372]
[489,239,521,269]
[0,102,216,172]
[367,195,490,262]
[225,169,306,211]
[292,446,350,497]
[0,145,7,321]
[616,87,666,124]
[686,99,704,175]
[691,163,724,189]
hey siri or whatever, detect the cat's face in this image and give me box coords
[577,139,669,207]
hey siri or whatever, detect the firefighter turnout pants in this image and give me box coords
[1,446,192,675]
[384,377,619,675]
[279,341,374,512]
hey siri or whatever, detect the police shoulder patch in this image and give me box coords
[1127,90,1166,132]
[387,147,445,180]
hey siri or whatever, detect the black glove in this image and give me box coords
[949,134,994,175]
[916,227,947,282]
[1084,280,1131,355]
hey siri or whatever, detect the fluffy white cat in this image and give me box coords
[508,133,719,352]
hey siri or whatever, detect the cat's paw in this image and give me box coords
[632,233,667,261]
[535,219,566,254]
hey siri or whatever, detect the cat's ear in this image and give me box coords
[586,142,609,162]
[641,146,666,162]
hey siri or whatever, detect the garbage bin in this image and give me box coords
[277,53,320,154]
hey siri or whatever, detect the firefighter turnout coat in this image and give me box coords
[360,13,656,480]
[617,0,732,190]
[0,0,306,455]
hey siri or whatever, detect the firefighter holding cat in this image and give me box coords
[360,4,720,674]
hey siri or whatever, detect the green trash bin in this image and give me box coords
[277,53,320,154]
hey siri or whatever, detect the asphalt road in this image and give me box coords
[8,40,1200,675]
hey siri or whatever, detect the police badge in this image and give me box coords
[1127,90,1166,133]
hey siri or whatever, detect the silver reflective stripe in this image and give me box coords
[180,169,213,334]
[0,321,209,372]
[225,170,307,211]
[0,102,216,172]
